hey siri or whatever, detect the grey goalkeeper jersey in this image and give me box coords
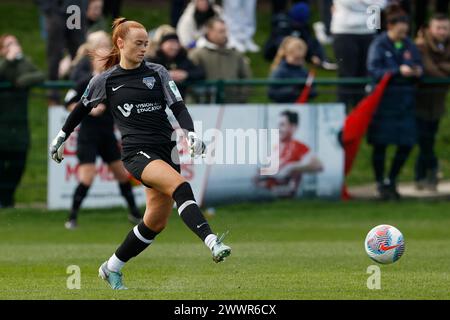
[81,61,184,151]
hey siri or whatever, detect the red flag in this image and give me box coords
[341,73,392,200]
[296,70,316,103]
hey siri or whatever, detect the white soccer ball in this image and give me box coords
[365,225,405,264]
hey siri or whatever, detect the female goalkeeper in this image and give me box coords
[49,18,231,290]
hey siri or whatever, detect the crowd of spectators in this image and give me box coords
[1,0,450,206]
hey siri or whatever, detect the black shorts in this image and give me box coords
[121,142,180,187]
[77,132,121,165]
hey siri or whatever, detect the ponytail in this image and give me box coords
[102,46,121,70]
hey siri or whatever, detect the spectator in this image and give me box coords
[70,31,110,82]
[102,0,122,19]
[222,0,259,53]
[189,18,252,103]
[35,0,87,104]
[366,5,423,200]
[268,36,316,102]
[331,0,388,109]
[414,14,450,191]
[171,0,188,27]
[413,0,449,35]
[148,32,205,98]
[264,2,335,70]
[0,35,45,208]
[177,0,223,49]
[86,0,107,34]
[313,0,333,45]
[270,0,305,16]
[146,25,177,60]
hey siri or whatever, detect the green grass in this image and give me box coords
[0,200,449,299]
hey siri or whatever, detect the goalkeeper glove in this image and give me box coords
[49,130,67,163]
[187,132,206,158]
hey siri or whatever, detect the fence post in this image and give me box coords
[215,79,225,104]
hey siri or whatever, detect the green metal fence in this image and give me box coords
[2,76,450,103]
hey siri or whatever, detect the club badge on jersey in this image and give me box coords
[142,76,156,90]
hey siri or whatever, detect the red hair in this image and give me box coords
[101,17,146,70]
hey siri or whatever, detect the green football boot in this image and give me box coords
[98,261,128,290]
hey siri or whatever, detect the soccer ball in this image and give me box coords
[365,225,405,264]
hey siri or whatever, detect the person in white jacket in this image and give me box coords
[222,0,259,53]
[176,0,223,48]
[331,0,388,108]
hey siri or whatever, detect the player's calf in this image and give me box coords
[172,182,232,262]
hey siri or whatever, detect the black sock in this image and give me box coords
[372,144,387,184]
[69,183,90,221]
[172,182,213,241]
[115,222,160,262]
[119,182,140,217]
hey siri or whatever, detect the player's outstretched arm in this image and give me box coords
[49,101,92,163]
[169,101,206,158]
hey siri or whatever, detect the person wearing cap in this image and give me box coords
[148,32,205,98]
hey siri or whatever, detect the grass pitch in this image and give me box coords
[0,200,449,300]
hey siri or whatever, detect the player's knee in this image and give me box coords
[143,216,167,233]
[150,222,166,233]
[164,175,187,196]
[110,162,128,182]
[79,172,95,186]
[79,176,94,186]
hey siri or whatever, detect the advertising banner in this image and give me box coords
[47,104,344,209]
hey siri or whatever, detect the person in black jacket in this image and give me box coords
[366,5,423,200]
[147,32,205,98]
[0,34,45,208]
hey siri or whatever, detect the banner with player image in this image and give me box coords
[47,104,344,209]
[193,104,345,204]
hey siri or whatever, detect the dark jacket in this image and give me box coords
[0,56,45,151]
[366,32,423,146]
[415,28,450,121]
[268,59,316,103]
[148,49,205,98]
